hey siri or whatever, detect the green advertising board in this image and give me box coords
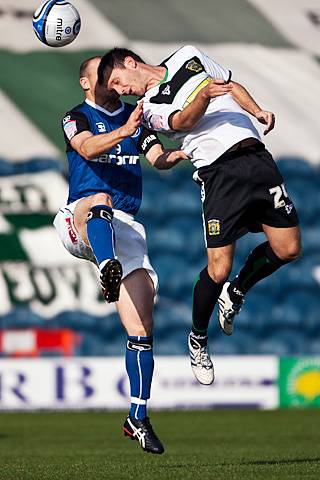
[279,358,320,407]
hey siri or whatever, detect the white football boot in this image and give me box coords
[217,281,244,335]
[188,333,214,385]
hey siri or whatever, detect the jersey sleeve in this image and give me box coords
[137,126,162,155]
[142,101,180,133]
[194,46,232,82]
[61,110,90,143]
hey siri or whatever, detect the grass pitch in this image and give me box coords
[0,410,319,480]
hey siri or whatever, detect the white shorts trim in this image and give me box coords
[53,199,158,291]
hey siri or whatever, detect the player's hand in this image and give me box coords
[122,102,143,136]
[166,149,189,162]
[201,79,233,99]
[255,109,275,135]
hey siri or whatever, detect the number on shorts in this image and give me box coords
[269,183,288,209]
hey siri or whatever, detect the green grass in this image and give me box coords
[0,410,319,480]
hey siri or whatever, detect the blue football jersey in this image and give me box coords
[62,99,160,215]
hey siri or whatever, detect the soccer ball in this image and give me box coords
[33,0,81,47]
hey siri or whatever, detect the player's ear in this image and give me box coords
[80,76,90,91]
[124,56,137,69]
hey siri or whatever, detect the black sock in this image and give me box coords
[229,241,288,302]
[192,267,223,336]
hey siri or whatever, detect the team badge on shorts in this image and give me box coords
[208,219,220,236]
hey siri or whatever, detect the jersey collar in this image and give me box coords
[158,68,168,85]
[85,98,124,116]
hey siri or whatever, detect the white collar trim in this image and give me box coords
[85,98,124,116]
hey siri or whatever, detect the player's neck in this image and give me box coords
[100,99,122,112]
[144,65,167,91]
[86,93,121,112]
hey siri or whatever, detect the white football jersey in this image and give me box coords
[143,45,260,169]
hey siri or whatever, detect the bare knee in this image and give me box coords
[207,262,232,284]
[272,241,302,263]
[207,246,234,284]
[90,193,113,208]
[117,270,154,337]
[264,225,302,263]
[74,193,113,245]
[120,313,153,337]
[128,319,153,337]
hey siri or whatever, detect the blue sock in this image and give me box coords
[126,336,154,420]
[86,205,115,270]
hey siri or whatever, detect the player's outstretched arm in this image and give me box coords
[230,81,275,135]
[70,103,143,160]
[145,144,188,170]
[170,79,233,131]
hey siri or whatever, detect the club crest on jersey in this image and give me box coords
[186,59,203,73]
[96,122,106,133]
[208,219,220,236]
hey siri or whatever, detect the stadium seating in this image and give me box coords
[0,157,319,356]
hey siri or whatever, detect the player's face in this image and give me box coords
[107,67,145,97]
[86,59,117,102]
[87,59,104,93]
[81,59,119,106]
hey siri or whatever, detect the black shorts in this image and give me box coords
[195,141,299,248]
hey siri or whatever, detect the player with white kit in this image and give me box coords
[98,45,301,385]
[53,56,187,454]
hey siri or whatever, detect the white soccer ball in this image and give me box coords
[33,0,81,47]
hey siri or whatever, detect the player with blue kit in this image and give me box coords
[53,56,187,454]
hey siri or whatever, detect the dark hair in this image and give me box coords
[79,56,102,78]
[97,48,145,85]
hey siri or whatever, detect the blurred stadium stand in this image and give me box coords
[0,158,319,356]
